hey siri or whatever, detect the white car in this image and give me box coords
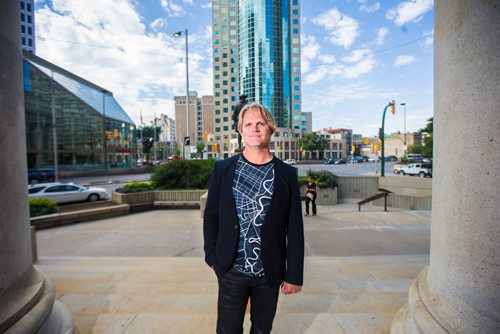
[28,182,111,204]
[284,159,296,165]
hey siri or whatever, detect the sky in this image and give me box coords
[33,0,434,137]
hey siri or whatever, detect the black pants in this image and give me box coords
[217,268,279,334]
[305,196,316,215]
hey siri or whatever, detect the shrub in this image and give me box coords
[151,159,216,189]
[29,198,58,217]
[115,181,156,193]
[300,169,338,189]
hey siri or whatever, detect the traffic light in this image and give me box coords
[184,136,190,146]
[113,128,119,138]
[371,143,375,152]
[212,143,217,153]
[377,139,381,151]
[107,131,111,140]
[364,138,369,145]
[390,100,396,115]
[378,127,383,140]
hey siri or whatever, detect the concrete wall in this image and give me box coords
[379,175,432,197]
[337,176,379,199]
[374,194,432,210]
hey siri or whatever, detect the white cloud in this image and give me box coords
[375,27,389,45]
[200,2,211,9]
[301,34,321,73]
[312,8,360,49]
[35,0,212,124]
[386,0,434,27]
[394,55,416,67]
[421,29,434,49]
[160,0,186,17]
[359,0,380,13]
[150,18,165,31]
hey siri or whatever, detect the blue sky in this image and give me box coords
[34,0,434,137]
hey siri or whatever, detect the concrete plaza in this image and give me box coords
[36,201,431,333]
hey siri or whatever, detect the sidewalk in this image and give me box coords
[36,202,430,333]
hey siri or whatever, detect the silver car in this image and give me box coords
[28,182,111,204]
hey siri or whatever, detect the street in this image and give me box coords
[59,162,397,192]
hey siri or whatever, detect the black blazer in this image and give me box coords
[203,154,304,288]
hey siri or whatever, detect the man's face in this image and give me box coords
[241,107,272,149]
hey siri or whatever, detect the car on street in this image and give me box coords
[384,155,398,161]
[324,158,335,165]
[28,182,111,204]
[399,163,433,177]
[28,168,56,184]
[334,158,347,165]
[284,158,296,165]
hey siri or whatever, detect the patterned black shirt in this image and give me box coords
[232,154,274,276]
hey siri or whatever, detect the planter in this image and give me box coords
[112,191,154,205]
[300,186,337,205]
[112,190,208,206]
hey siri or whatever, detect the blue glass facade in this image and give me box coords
[239,0,293,128]
[23,53,137,172]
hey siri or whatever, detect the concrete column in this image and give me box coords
[0,1,73,333]
[391,1,500,333]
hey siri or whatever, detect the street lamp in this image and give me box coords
[400,102,407,157]
[173,29,190,159]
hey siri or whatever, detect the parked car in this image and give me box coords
[28,182,111,204]
[399,163,433,177]
[407,154,424,162]
[28,168,56,184]
[385,155,398,161]
[284,158,296,165]
[324,158,335,165]
[334,158,347,165]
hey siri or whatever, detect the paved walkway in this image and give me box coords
[36,201,431,333]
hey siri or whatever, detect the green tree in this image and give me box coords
[141,125,161,160]
[196,142,205,158]
[419,117,433,158]
[298,133,329,156]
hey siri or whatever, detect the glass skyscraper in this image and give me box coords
[212,0,303,157]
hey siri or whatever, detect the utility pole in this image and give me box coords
[380,100,396,176]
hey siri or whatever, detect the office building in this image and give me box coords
[212,0,304,159]
[174,92,214,149]
[23,52,137,172]
[20,0,36,53]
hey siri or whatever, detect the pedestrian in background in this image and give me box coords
[204,102,304,333]
[305,175,317,216]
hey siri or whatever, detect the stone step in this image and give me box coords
[38,255,428,333]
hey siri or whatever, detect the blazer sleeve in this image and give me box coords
[284,167,305,286]
[203,162,220,267]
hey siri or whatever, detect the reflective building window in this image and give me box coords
[23,53,137,172]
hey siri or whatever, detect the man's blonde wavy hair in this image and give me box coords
[237,102,277,135]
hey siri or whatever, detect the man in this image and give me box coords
[204,102,304,333]
[231,94,247,150]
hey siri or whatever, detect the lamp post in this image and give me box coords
[400,102,407,157]
[173,29,190,160]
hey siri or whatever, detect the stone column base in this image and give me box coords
[391,266,499,333]
[391,266,447,333]
[0,266,73,333]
